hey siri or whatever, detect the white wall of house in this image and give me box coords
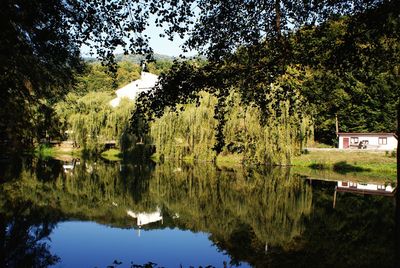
[337,181,394,193]
[338,133,397,150]
[110,72,159,107]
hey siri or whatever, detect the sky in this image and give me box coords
[80,16,197,58]
[146,22,195,57]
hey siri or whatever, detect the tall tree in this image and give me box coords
[131,0,399,154]
[1,0,398,153]
[0,0,194,151]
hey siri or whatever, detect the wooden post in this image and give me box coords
[336,114,340,148]
[396,100,400,265]
[335,114,339,135]
[333,186,337,209]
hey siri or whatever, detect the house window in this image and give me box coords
[378,137,387,145]
[349,182,357,188]
[350,137,359,144]
[377,185,385,190]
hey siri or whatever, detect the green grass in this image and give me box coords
[150,153,161,162]
[100,149,122,161]
[34,145,56,158]
[292,150,397,182]
[292,165,395,183]
[50,146,83,157]
[216,153,244,168]
[306,141,334,148]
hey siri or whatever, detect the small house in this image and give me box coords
[110,72,159,107]
[337,132,397,150]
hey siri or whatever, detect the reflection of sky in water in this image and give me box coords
[50,221,249,268]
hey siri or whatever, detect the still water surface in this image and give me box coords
[0,157,397,267]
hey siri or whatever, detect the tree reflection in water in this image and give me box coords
[0,201,60,267]
[144,163,313,266]
[0,157,396,267]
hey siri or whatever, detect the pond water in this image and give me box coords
[0,157,398,267]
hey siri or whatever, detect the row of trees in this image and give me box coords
[150,91,312,164]
[1,0,398,162]
[53,58,312,163]
[56,7,399,162]
[135,1,399,144]
[0,0,186,151]
[53,59,175,154]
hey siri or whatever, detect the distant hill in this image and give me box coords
[84,53,175,64]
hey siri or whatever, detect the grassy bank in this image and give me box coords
[34,145,56,158]
[33,144,81,158]
[292,150,397,182]
[100,149,122,161]
[35,144,397,183]
[37,145,122,161]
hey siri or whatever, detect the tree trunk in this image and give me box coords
[275,0,281,38]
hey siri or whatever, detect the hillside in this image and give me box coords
[84,53,175,64]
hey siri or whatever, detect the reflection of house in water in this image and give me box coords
[336,181,395,196]
[127,208,163,228]
[333,181,396,208]
[62,159,80,173]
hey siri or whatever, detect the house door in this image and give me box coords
[343,138,349,149]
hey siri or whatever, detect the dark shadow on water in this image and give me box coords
[333,161,371,174]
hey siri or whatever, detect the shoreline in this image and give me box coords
[30,145,397,183]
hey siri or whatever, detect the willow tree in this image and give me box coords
[55,92,134,153]
[2,0,398,156]
[129,0,399,163]
[1,0,194,151]
[180,0,399,152]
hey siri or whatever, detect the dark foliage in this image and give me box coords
[130,0,399,149]
[0,0,194,150]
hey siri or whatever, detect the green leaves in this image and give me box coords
[2,0,399,152]
[55,91,134,153]
[292,6,400,143]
